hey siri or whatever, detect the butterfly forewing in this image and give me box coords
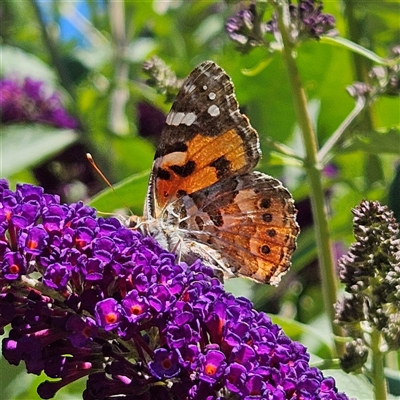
[142,61,299,285]
[146,61,261,218]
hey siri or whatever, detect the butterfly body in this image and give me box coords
[138,61,299,285]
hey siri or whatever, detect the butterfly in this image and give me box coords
[136,61,299,285]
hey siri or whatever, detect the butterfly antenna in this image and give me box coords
[86,153,138,224]
[86,153,114,190]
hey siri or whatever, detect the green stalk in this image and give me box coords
[271,0,344,355]
[108,0,129,135]
[29,0,75,99]
[370,330,387,400]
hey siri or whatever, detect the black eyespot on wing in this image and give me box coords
[170,160,196,177]
[261,245,271,254]
[260,198,271,209]
[267,229,276,237]
[262,213,272,222]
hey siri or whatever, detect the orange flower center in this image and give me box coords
[105,313,118,324]
[130,305,142,315]
[205,364,217,376]
[9,264,20,274]
[161,358,172,370]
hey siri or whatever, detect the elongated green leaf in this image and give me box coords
[320,36,399,66]
[0,124,78,177]
[0,45,57,84]
[341,128,400,154]
[87,170,150,215]
[269,315,334,358]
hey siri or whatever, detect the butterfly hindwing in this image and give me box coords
[174,171,299,284]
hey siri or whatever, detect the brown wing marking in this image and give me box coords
[181,172,299,284]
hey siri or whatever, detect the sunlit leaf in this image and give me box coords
[341,128,400,154]
[87,170,150,216]
[1,124,78,177]
[0,45,57,84]
[320,36,399,66]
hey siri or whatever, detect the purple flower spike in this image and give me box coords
[121,289,150,323]
[0,77,78,128]
[0,181,350,399]
[20,225,48,255]
[43,262,70,290]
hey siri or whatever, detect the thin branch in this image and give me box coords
[29,0,75,98]
[318,96,366,165]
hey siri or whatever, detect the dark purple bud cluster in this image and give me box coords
[0,180,349,399]
[0,77,78,129]
[225,0,336,52]
[225,3,267,53]
[335,200,400,370]
[287,0,336,40]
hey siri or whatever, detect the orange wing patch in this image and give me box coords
[154,129,249,211]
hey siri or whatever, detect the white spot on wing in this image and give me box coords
[184,83,196,93]
[208,92,216,100]
[166,112,174,125]
[181,112,196,126]
[208,104,220,117]
[202,85,208,91]
[171,112,185,126]
[166,111,196,126]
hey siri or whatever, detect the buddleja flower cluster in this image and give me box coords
[0,77,78,129]
[0,180,349,400]
[335,200,400,372]
[225,0,336,53]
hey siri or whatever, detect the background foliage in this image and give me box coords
[0,0,399,399]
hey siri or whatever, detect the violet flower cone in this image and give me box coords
[0,77,78,128]
[0,180,349,399]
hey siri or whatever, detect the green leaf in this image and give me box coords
[241,59,273,77]
[87,170,150,216]
[341,128,400,154]
[323,369,374,399]
[269,315,334,358]
[0,45,57,84]
[320,36,399,66]
[386,367,400,397]
[0,124,78,177]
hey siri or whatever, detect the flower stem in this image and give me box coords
[370,329,387,400]
[29,0,75,99]
[272,0,344,356]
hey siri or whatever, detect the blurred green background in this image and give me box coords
[0,0,399,398]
